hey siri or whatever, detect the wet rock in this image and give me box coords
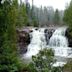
[65,28,72,47]
[44,28,55,45]
[18,42,27,54]
[35,28,38,30]
[16,28,30,54]
[30,30,33,33]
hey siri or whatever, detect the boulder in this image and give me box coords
[44,28,55,45]
[65,28,72,47]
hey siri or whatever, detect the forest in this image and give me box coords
[0,0,72,72]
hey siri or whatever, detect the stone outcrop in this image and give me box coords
[44,28,55,45]
[65,28,72,47]
[16,28,30,54]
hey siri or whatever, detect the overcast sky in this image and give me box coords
[22,0,71,10]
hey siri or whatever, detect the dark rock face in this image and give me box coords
[44,29,55,45]
[16,28,30,54]
[65,28,72,47]
[35,28,38,30]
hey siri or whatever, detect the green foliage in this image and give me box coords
[27,49,61,72]
[63,0,72,27]
[17,3,28,27]
[54,9,60,25]
[63,60,72,72]
[32,18,39,27]
[63,0,72,36]
[0,0,25,72]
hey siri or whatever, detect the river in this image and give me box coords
[22,27,72,67]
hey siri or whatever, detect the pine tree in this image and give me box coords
[54,9,60,25]
[63,0,72,36]
[0,0,23,71]
[63,0,72,29]
[17,2,28,27]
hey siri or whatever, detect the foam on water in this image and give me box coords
[23,28,46,59]
[49,27,68,47]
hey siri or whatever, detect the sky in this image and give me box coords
[22,0,71,10]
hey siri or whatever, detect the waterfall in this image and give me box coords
[23,27,72,66]
[48,27,69,57]
[48,27,72,59]
[49,27,68,47]
[23,27,72,58]
[48,27,72,67]
[23,28,46,59]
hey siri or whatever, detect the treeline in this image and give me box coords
[25,1,64,27]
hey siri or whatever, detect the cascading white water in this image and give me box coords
[23,27,72,66]
[49,27,68,47]
[23,28,46,59]
[48,27,69,57]
[48,27,72,66]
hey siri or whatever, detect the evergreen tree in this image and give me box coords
[54,9,60,25]
[63,0,72,31]
[17,3,28,27]
[0,0,23,71]
[63,0,72,37]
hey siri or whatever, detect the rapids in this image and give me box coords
[23,27,72,66]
